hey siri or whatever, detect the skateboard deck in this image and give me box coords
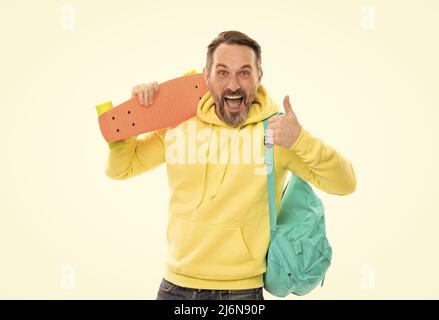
[96,73,209,142]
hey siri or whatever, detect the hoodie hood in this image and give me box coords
[196,84,280,127]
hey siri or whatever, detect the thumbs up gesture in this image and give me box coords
[268,95,302,149]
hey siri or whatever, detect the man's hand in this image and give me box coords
[131,81,159,106]
[268,95,302,149]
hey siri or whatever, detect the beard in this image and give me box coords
[213,89,255,127]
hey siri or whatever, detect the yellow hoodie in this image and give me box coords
[104,82,357,290]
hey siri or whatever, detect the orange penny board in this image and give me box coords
[97,73,209,142]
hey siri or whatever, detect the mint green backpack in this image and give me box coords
[262,115,332,297]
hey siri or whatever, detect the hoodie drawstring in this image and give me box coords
[195,123,214,208]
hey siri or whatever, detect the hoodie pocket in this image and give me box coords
[167,215,256,280]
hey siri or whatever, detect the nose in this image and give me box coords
[227,75,241,92]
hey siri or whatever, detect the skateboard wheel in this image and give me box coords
[182,69,197,76]
[96,101,113,116]
[108,140,127,150]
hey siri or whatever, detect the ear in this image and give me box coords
[203,67,209,84]
[258,68,263,82]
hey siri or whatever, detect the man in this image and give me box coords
[105,31,357,300]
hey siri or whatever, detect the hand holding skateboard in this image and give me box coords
[131,81,159,107]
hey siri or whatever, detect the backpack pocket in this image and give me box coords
[264,231,293,297]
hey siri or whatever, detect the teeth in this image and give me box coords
[225,95,243,99]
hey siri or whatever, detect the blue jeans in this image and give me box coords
[156,278,264,300]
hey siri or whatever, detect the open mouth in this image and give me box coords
[224,96,244,111]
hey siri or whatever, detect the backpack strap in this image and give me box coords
[263,112,283,241]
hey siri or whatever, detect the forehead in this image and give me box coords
[213,43,256,68]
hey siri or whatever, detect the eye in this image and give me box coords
[218,70,227,76]
[241,70,250,76]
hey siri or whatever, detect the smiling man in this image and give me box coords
[205,43,260,128]
[104,30,357,300]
